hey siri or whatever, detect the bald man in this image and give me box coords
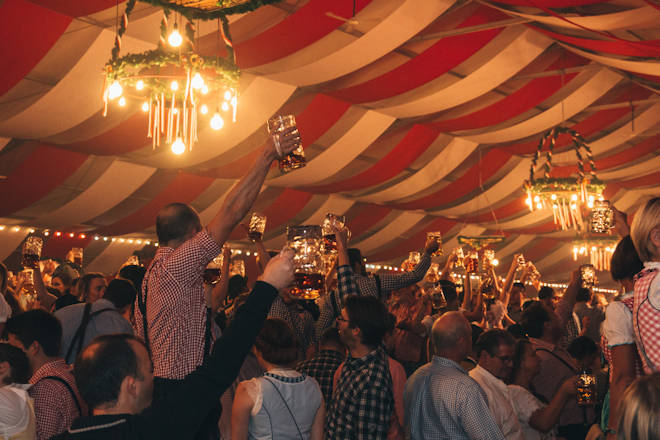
[404,312,504,440]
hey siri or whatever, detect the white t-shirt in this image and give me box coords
[508,384,556,440]
[602,292,634,347]
[0,384,33,438]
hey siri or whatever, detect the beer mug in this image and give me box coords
[576,370,596,405]
[580,264,595,288]
[527,261,541,281]
[517,254,526,268]
[454,247,465,268]
[427,232,443,257]
[248,212,267,242]
[230,259,246,278]
[22,236,43,269]
[590,200,614,234]
[465,251,479,273]
[267,115,306,174]
[483,249,495,270]
[402,251,421,272]
[19,269,37,310]
[430,285,447,309]
[287,225,325,299]
[125,255,140,266]
[426,263,440,284]
[321,213,347,254]
[204,254,223,285]
[70,248,83,267]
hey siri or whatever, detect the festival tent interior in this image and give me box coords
[0,0,659,289]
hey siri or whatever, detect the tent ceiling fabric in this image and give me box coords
[1,0,659,284]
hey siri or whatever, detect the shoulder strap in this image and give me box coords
[262,376,303,440]
[66,303,92,364]
[41,376,83,416]
[137,269,151,355]
[535,347,577,373]
[373,273,382,298]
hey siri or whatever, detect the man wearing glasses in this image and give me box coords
[469,330,524,440]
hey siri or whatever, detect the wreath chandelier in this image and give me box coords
[102,0,281,154]
[572,237,619,272]
[523,126,605,231]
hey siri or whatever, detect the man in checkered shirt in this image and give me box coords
[133,125,301,438]
[326,295,394,439]
[296,326,346,404]
[6,310,83,440]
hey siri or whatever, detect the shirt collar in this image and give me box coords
[643,261,660,270]
[94,298,116,309]
[472,365,508,392]
[431,355,468,374]
[346,347,382,368]
[30,359,69,384]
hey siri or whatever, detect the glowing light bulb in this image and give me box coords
[94,236,99,240]
[536,203,543,210]
[525,198,532,207]
[172,108,178,114]
[108,81,123,100]
[118,96,126,106]
[191,73,204,90]
[201,85,209,95]
[492,259,499,266]
[551,194,557,201]
[588,195,595,203]
[571,194,578,201]
[141,102,149,112]
[591,246,597,252]
[587,202,594,209]
[136,80,144,91]
[210,113,224,130]
[570,203,577,210]
[221,101,229,112]
[200,104,208,115]
[224,90,232,101]
[170,81,179,91]
[533,195,540,203]
[168,28,183,47]
[171,138,185,155]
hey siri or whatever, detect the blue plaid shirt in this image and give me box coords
[404,356,504,440]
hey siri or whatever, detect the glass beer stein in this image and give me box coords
[287,225,325,299]
[483,249,495,270]
[204,254,223,285]
[70,247,84,267]
[590,200,614,234]
[454,247,465,268]
[580,264,595,288]
[402,251,421,272]
[19,269,37,310]
[430,285,447,309]
[267,115,306,174]
[426,263,440,284]
[576,370,596,405]
[465,251,479,273]
[248,212,267,242]
[230,259,246,278]
[427,231,443,257]
[321,213,347,254]
[22,236,43,269]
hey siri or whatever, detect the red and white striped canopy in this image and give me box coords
[1,0,659,284]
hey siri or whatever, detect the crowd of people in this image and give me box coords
[0,129,658,440]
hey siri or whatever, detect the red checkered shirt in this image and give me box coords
[29,359,82,440]
[134,229,222,379]
[632,265,660,374]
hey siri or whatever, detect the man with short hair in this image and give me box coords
[296,326,346,404]
[404,312,504,440]
[469,329,524,440]
[56,278,135,364]
[326,295,394,439]
[51,250,294,440]
[5,310,83,440]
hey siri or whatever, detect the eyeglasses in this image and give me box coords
[336,316,349,324]
[494,354,514,363]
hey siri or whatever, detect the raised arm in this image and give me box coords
[375,238,436,297]
[529,377,576,432]
[501,254,521,304]
[32,264,57,311]
[208,246,232,311]
[439,251,457,281]
[335,227,358,298]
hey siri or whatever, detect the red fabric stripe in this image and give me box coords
[507,237,561,265]
[235,0,372,68]
[500,222,559,235]
[0,0,71,97]
[64,112,149,155]
[430,54,585,131]
[392,151,511,210]
[42,235,93,263]
[303,125,439,193]
[27,0,118,17]
[461,198,529,223]
[346,204,393,238]
[616,171,660,189]
[367,217,457,261]
[490,0,610,7]
[96,173,214,236]
[0,143,88,217]
[329,6,508,103]
[207,94,351,178]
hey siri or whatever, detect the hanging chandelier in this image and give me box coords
[572,237,619,271]
[102,0,281,154]
[523,126,606,231]
[457,235,506,250]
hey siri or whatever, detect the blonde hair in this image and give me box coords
[617,373,660,440]
[630,197,660,262]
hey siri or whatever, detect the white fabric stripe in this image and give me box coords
[599,155,660,181]
[482,210,552,230]
[352,211,427,253]
[612,188,660,213]
[0,137,9,152]
[268,110,395,186]
[536,244,573,273]
[265,0,454,86]
[0,229,29,262]
[360,136,479,203]
[373,27,552,117]
[86,240,143,274]
[462,67,621,143]
[433,159,529,216]
[35,160,156,227]
[197,184,268,225]
[0,31,154,139]
[495,235,536,259]
[559,44,660,76]
[299,194,355,226]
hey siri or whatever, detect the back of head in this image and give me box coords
[52,263,79,284]
[438,280,458,305]
[254,318,299,367]
[618,372,660,440]
[512,282,525,291]
[156,202,201,244]
[507,324,526,340]
[567,336,598,362]
[475,329,515,358]
[74,334,142,410]
[538,286,554,300]
[347,249,365,274]
[0,342,31,384]
[79,272,105,302]
[228,275,248,299]
[319,327,344,352]
[104,278,137,311]
[630,197,660,263]
[5,309,62,356]
[344,295,389,348]
[610,236,644,282]
[521,301,550,339]
[118,265,146,292]
[576,287,592,303]
[0,262,8,294]
[431,311,471,354]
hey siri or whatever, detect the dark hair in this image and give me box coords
[79,273,105,301]
[509,339,532,384]
[438,280,458,304]
[507,324,527,339]
[156,202,201,244]
[610,236,644,282]
[104,279,137,311]
[347,249,364,271]
[344,295,390,348]
[576,287,592,302]
[521,301,551,338]
[5,310,62,356]
[52,271,73,289]
[228,275,248,299]
[512,282,525,291]
[471,324,484,347]
[567,336,598,361]
[319,327,344,350]
[254,318,299,366]
[0,262,8,294]
[538,286,555,300]
[73,334,143,409]
[118,265,146,292]
[0,342,31,384]
[475,329,515,357]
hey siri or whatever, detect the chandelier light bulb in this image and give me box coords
[200,104,208,115]
[533,195,540,203]
[221,101,229,112]
[171,138,185,155]
[224,90,232,101]
[141,102,149,112]
[201,85,209,95]
[571,194,578,201]
[170,81,179,91]
[536,203,543,210]
[168,27,183,47]
[191,73,204,90]
[118,96,127,107]
[551,194,557,201]
[210,113,224,130]
[136,80,144,91]
[108,81,123,100]
[492,259,499,267]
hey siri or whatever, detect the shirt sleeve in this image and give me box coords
[507,385,542,424]
[163,229,223,287]
[603,301,634,346]
[0,387,30,432]
[459,383,506,440]
[0,292,11,323]
[375,252,431,297]
[337,265,359,298]
[388,358,406,432]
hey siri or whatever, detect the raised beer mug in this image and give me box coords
[286,225,325,299]
[267,115,306,174]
